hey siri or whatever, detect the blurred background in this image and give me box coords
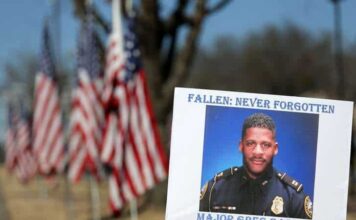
[0,0,356,219]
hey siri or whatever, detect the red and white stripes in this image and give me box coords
[68,70,104,183]
[5,110,37,183]
[33,73,65,174]
[103,67,168,213]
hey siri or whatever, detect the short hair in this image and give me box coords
[241,113,276,139]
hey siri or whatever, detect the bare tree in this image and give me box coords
[72,0,233,133]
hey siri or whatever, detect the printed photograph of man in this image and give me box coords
[200,112,313,219]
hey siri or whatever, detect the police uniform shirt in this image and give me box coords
[199,166,313,219]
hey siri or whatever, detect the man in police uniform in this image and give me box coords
[200,113,313,219]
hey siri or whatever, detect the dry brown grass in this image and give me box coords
[0,167,165,220]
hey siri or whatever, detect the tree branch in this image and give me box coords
[160,0,192,83]
[160,0,206,117]
[205,0,232,15]
[91,6,111,34]
[165,0,190,33]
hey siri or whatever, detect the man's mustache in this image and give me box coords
[249,157,266,162]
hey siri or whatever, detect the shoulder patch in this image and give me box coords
[200,182,208,200]
[214,167,239,182]
[277,172,303,192]
[304,196,313,218]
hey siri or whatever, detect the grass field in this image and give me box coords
[1,166,356,220]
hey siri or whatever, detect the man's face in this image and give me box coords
[239,127,278,179]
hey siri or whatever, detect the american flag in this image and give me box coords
[68,14,104,183]
[102,15,168,215]
[5,102,37,183]
[5,103,19,172]
[32,23,65,175]
[15,106,37,183]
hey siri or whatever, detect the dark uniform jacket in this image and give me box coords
[199,166,313,219]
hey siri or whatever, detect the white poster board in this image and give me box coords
[166,87,353,220]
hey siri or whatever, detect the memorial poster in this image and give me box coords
[166,88,353,220]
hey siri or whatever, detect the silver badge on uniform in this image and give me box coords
[271,196,284,215]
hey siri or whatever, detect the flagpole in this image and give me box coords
[330,0,345,99]
[89,174,101,220]
[112,1,138,219]
[52,0,61,72]
[37,175,48,199]
[112,0,121,33]
[64,172,74,220]
[130,198,138,220]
